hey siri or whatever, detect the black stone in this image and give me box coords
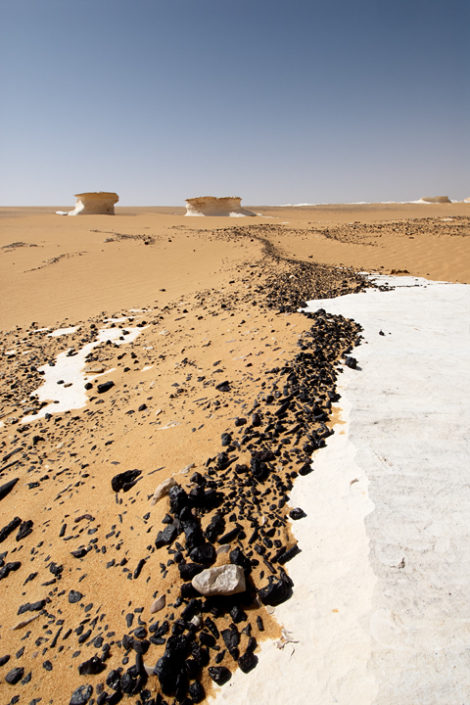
[97,381,115,393]
[169,485,189,515]
[106,669,122,691]
[0,516,22,543]
[189,543,216,566]
[218,526,240,544]
[111,469,141,493]
[258,572,293,606]
[155,524,178,548]
[68,590,83,603]
[221,433,231,446]
[15,519,34,541]
[133,558,146,579]
[199,631,215,648]
[190,472,205,485]
[178,563,204,581]
[69,685,93,705]
[188,681,205,703]
[154,655,179,694]
[0,478,19,502]
[204,617,219,639]
[204,513,225,542]
[5,666,24,684]
[298,462,313,476]
[229,547,252,574]
[238,650,258,673]
[215,381,230,392]
[289,507,306,520]
[17,600,46,614]
[277,544,301,565]
[0,561,21,580]
[71,547,87,558]
[79,656,106,675]
[208,666,231,685]
[229,604,247,623]
[221,624,240,654]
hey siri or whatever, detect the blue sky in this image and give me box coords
[1,0,468,205]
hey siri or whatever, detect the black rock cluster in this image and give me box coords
[68,309,362,705]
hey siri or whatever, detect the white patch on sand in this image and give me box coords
[104,316,130,323]
[212,275,470,705]
[48,325,79,337]
[142,365,153,372]
[22,326,145,424]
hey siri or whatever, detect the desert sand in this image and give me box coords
[0,202,469,705]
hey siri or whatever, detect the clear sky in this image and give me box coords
[1,0,468,205]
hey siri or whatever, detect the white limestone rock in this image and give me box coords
[57,191,119,216]
[185,196,256,217]
[150,476,176,506]
[150,594,166,613]
[420,195,451,204]
[191,564,246,596]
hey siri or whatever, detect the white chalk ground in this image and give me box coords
[22,325,144,424]
[211,275,470,705]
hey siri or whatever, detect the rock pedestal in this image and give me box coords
[185,196,256,217]
[420,195,451,204]
[57,192,119,216]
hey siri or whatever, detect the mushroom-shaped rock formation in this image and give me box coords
[420,195,451,204]
[185,196,256,217]
[57,192,119,216]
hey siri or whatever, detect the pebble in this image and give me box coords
[208,666,231,685]
[111,469,141,493]
[150,595,166,614]
[68,590,83,604]
[5,666,24,684]
[69,684,93,704]
[97,381,114,393]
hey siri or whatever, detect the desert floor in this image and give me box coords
[0,203,469,705]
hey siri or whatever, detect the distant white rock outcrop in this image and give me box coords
[185,196,256,217]
[57,192,119,216]
[420,195,451,204]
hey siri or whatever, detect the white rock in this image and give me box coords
[185,196,256,217]
[191,564,246,596]
[150,594,166,613]
[57,191,119,216]
[150,477,176,506]
[420,195,451,204]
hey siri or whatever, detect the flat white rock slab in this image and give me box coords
[211,275,470,705]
